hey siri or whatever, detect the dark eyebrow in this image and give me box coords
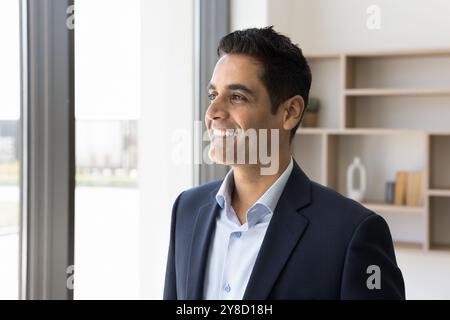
[227,84,255,97]
[207,83,255,97]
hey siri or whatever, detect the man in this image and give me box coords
[164,27,405,300]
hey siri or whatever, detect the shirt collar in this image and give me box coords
[215,168,234,210]
[215,157,294,222]
[255,156,294,213]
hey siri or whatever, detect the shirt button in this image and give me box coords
[224,283,231,293]
[235,231,242,238]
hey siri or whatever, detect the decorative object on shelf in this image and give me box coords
[394,170,424,207]
[394,171,407,205]
[406,171,425,207]
[385,181,395,204]
[346,157,367,202]
[301,97,320,127]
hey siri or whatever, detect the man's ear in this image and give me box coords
[282,95,305,131]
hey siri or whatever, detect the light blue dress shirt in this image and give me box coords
[203,157,294,300]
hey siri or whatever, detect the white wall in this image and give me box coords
[139,0,194,299]
[231,0,291,34]
[231,0,450,54]
[291,0,450,53]
[230,0,268,31]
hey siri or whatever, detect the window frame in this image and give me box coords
[19,0,75,300]
[195,0,230,185]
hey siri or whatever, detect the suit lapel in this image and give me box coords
[243,161,312,299]
[185,195,220,299]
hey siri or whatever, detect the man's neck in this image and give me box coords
[231,153,291,224]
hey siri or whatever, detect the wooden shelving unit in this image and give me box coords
[362,203,426,215]
[428,189,450,197]
[345,88,450,96]
[293,49,450,251]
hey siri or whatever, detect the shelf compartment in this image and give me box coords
[292,133,324,185]
[375,209,426,245]
[305,57,341,129]
[346,54,450,90]
[430,197,450,248]
[363,202,426,245]
[326,133,427,204]
[429,135,450,189]
[345,96,450,130]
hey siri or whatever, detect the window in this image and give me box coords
[74,0,195,299]
[74,0,141,299]
[0,0,21,300]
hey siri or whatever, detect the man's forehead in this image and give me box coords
[211,54,262,89]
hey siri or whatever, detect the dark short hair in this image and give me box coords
[217,26,312,142]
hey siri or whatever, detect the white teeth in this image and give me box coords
[212,129,237,137]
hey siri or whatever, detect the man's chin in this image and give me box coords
[208,150,228,165]
[208,147,237,165]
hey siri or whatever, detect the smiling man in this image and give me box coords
[164,27,405,300]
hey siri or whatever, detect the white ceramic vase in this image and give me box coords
[346,157,367,202]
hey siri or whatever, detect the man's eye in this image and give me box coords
[231,94,246,102]
[208,93,217,101]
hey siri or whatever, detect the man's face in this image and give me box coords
[205,54,286,165]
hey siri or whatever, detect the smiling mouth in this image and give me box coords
[211,128,239,138]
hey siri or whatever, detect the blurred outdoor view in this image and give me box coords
[0,120,19,300]
[74,120,140,299]
[0,1,20,300]
[74,0,141,299]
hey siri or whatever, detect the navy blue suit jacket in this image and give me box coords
[163,160,405,299]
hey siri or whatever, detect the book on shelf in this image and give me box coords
[394,171,407,206]
[406,171,424,207]
[394,170,424,207]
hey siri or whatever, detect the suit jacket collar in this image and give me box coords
[186,159,312,299]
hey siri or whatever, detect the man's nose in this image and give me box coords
[205,98,228,121]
